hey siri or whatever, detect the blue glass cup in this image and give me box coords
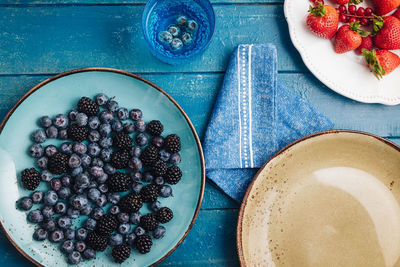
[142,0,216,65]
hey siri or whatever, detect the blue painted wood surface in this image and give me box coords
[0,0,399,266]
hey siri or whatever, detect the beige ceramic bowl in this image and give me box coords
[237,130,400,267]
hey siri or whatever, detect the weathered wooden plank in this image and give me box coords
[0,5,304,74]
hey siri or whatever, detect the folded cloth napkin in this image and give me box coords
[203,44,334,203]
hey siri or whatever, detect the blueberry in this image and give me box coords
[168,25,180,37]
[50,178,62,191]
[67,208,80,219]
[75,241,87,253]
[68,154,81,168]
[177,15,187,26]
[46,126,58,138]
[123,122,135,134]
[37,156,48,169]
[33,228,48,241]
[84,218,97,231]
[18,197,33,211]
[118,223,131,235]
[30,144,44,158]
[75,113,88,127]
[117,212,130,223]
[61,240,74,254]
[130,146,142,158]
[64,228,75,240]
[125,233,136,246]
[99,137,112,148]
[152,136,164,148]
[104,164,116,175]
[130,171,142,182]
[60,142,73,155]
[96,93,109,106]
[58,129,69,140]
[87,188,101,202]
[88,143,101,157]
[53,114,69,129]
[58,216,72,229]
[41,206,54,220]
[170,38,183,50]
[83,248,96,260]
[99,123,112,136]
[81,204,93,216]
[42,219,56,232]
[128,157,142,171]
[109,205,120,215]
[107,193,120,204]
[41,170,53,182]
[89,180,98,189]
[111,120,123,132]
[159,31,173,44]
[90,208,104,220]
[109,233,123,246]
[169,153,181,165]
[86,117,99,130]
[69,110,79,121]
[75,173,90,189]
[76,228,88,241]
[134,226,146,236]
[44,145,58,157]
[150,201,162,212]
[117,108,129,120]
[90,166,103,177]
[44,191,58,206]
[154,176,164,185]
[130,212,141,225]
[96,173,108,184]
[71,166,83,177]
[28,209,43,223]
[54,202,67,214]
[96,194,107,207]
[182,32,193,45]
[142,172,154,183]
[160,185,173,198]
[58,187,71,200]
[49,229,64,243]
[129,109,142,121]
[187,20,198,32]
[32,129,47,143]
[107,100,119,112]
[135,120,146,132]
[31,191,44,204]
[61,175,72,187]
[80,154,91,168]
[73,142,87,155]
[132,182,143,194]
[88,130,101,142]
[67,251,81,265]
[70,194,88,210]
[39,116,52,128]
[153,225,166,239]
[99,111,114,124]
[100,148,112,162]
[135,133,148,146]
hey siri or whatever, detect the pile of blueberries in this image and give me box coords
[17,93,182,264]
[158,15,199,51]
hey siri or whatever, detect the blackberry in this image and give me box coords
[135,235,152,254]
[96,214,118,236]
[146,120,163,136]
[21,168,40,190]
[112,244,131,263]
[140,145,159,166]
[110,150,129,169]
[151,160,167,177]
[78,97,99,116]
[113,132,132,149]
[47,152,69,175]
[107,172,132,192]
[118,193,143,213]
[157,207,173,223]
[165,165,182,185]
[67,124,89,142]
[86,231,108,251]
[140,184,159,203]
[164,134,181,153]
[140,213,159,231]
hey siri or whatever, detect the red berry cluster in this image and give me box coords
[338,4,374,26]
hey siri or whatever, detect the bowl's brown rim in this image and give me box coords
[0,67,206,267]
[236,129,400,267]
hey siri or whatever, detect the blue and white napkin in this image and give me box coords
[202,44,334,203]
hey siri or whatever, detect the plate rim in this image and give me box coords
[0,67,206,267]
[283,0,400,106]
[236,129,400,266]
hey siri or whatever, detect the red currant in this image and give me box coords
[348,5,357,14]
[338,4,347,14]
[356,7,365,16]
[348,17,357,23]
[364,8,373,16]
[339,14,348,23]
[360,18,370,26]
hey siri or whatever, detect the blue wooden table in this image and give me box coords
[1,0,400,266]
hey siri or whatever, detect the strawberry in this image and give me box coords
[306,2,339,39]
[356,35,373,54]
[394,8,400,20]
[363,49,400,79]
[334,22,369,54]
[373,0,400,15]
[373,16,400,50]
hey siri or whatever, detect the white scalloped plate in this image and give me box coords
[284,0,400,105]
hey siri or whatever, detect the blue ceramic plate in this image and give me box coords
[0,68,205,266]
